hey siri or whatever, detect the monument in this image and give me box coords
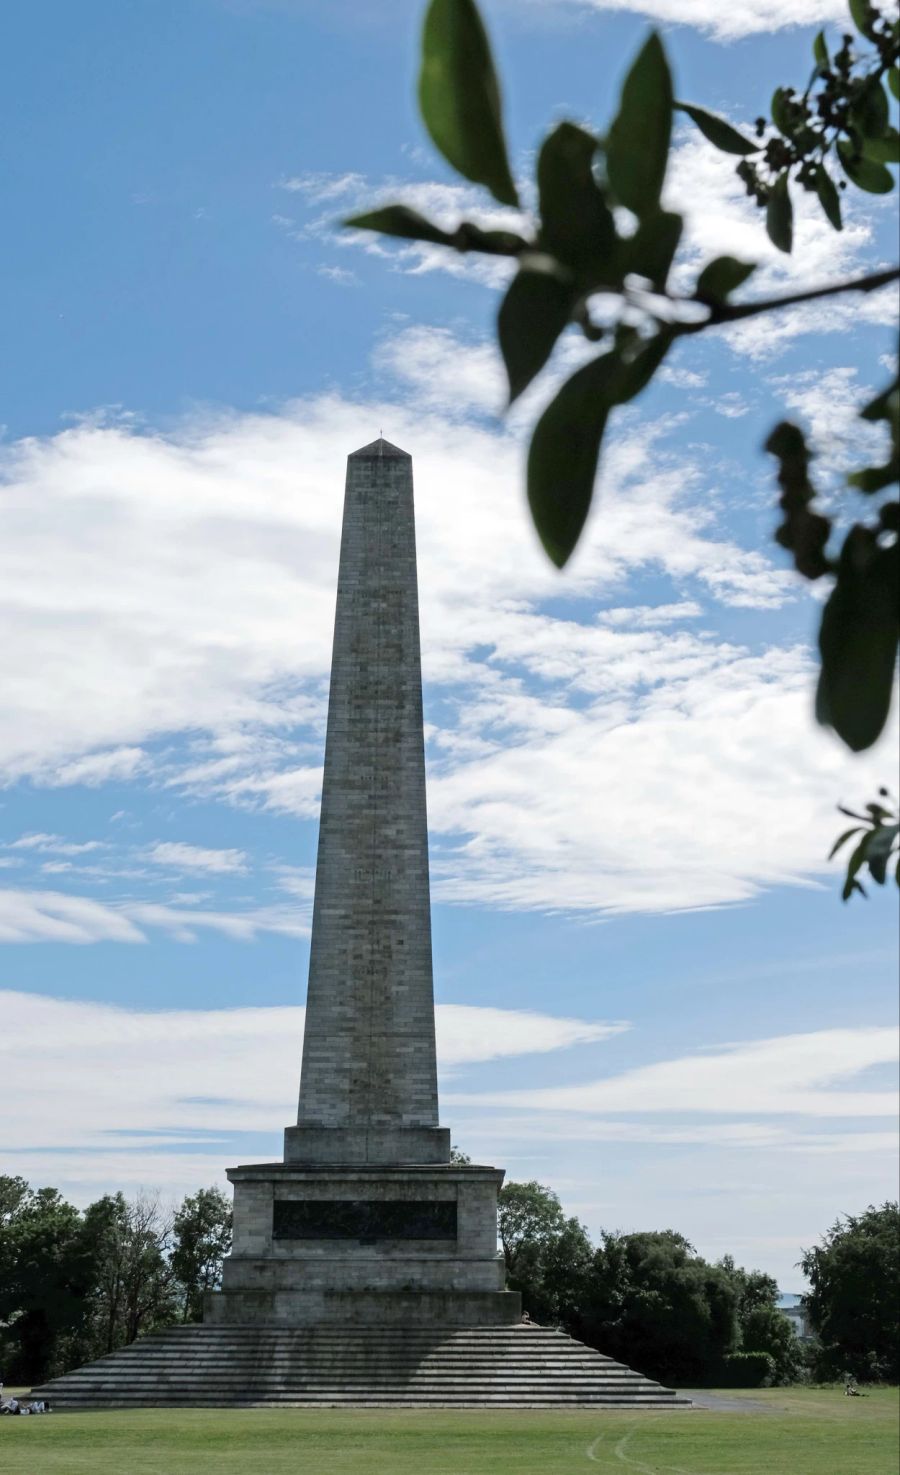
[204,436,517,1331]
[34,439,687,1407]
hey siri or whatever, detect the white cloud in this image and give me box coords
[559,0,847,41]
[40,746,147,788]
[448,1026,899,1117]
[6,833,103,856]
[146,841,249,874]
[0,890,145,945]
[0,889,307,944]
[0,353,894,916]
[0,989,621,1153]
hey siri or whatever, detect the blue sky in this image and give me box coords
[1,0,897,1288]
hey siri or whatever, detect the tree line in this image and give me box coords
[497,1181,899,1387]
[2,1171,896,1388]
[0,1177,231,1384]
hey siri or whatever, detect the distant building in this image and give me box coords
[777,1292,812,1339]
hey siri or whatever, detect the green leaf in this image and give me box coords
[766,173,793,253]
[498,265,574,403]
[612,330,674,404]
[813,30,829,68]
[829,826,865,860]
[837,137,895,192]
[536,122,616,275]
[867,824,900,884]
[848,461,900,493]
[816,531,900,752]
[889,68,900,102]
[815,167,843,230]
[770,86,794,137]
[864,127,900,164]
[623,210,683,290]
[419,0,519,207]
[453,222,530,255]
[607,32,673,219]
[851,79,889,139]
[695,255,757,304]
[344,204,455,246]
[849,0,876,37]
[527,354,619,566]
[674,102,760,156]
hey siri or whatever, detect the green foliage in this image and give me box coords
[674,102,758,155]
[741,1306,806,1385]
[418,0,518,206]
[0,1179,95,1383]
[801,1202,900,1382]
[171,1188,233,1323]
[347,0,899,828]
[695,256,757,304]
[829,791,900,897]
[606,33,673,220]
[582,1229,740,1385]
[764,360,899,785]
[497,1180,593,1326]
[499,264,574,404]
[719,1349,777,1386]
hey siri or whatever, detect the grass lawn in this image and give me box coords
[0,1388,897,1475]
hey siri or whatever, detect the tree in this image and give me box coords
[800,1201,900,1381]
[171,1187,233,1323]
[347,0,899,898]
[582,1230,739,1384]
[741,1304,806,1385]
[497,1180,593,1325]
[78,1191,175,1356]
[0,1179,94,1383]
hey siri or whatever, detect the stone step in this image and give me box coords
[33,1325,691,1409]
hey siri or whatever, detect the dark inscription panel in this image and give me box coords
[273,1199,457,1242]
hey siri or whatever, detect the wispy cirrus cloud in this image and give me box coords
[145,841,249,874]
[447,1026,900,1117]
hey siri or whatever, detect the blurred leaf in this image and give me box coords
[344,204,456,245]
[849,0,876,37]
[829,826,864,860]
[498,265,574,402]
[867,825,900,885]
[813,30,829,68]
[536,122,616,275]
[770,86,794,136]
[889,68,900,102]
[527,354,620,567]
[837,138,895,192]
[816,530,900,752]
[454,222,530,254]
[675,102,759,155]
[612,330,674,404]
[623,211,683,290]
[842,830,872,899]
[864,127,900,164]
[848,462,899,493]
[815,167,843,229]
[695,255,757,304]
[851,79,889,139]
[419,0,519,207]
[766,172,793,252]
[607,32,673,219]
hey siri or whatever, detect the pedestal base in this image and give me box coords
[211,1159,518,1328]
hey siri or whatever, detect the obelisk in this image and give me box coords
[205,437,518,1327]
[285,437,448,1166]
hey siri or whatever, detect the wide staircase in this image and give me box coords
[33,1325,691,1409]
